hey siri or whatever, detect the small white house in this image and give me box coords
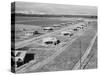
[43,27,53,31]
[42,37,57,46]
[60,23,66,25]
[24,31,33,36]
[61,31,70,35]
[61,31,73,37]
[53,24,61,27]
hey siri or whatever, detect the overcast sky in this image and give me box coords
[15,2,97,16]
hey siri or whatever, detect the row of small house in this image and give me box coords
[24,21,87,38]
[42,22,87,46]
[12,22,88,67]
[22,20,85,37]
[22,23,65,37]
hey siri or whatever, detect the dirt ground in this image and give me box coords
[32,21,97,72]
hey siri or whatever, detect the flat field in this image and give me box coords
[13,16,97,73]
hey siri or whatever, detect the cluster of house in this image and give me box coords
[42,22,87,46]
[23,20,86,38]
[21,22,87,46]
[23,24,62,37]
[12,22,88,68]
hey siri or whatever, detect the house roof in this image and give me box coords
[42,37,57,42]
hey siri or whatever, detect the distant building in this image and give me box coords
[24,31,40,36]
[61,31,73,37]
[52,24,61,27]
[42,37,60,46]
[43,27,53,31]
[25,32,33,36]
[60,23,66,25]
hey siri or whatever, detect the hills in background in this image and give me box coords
[11,2,97,16]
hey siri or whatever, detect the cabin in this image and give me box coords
[42,37,60,46]
[24,30,40,37]
[61,31,73,37]
[62,23,68,25]
[43,27,53,31]
[52,24,61,27]
[25,32,33,36]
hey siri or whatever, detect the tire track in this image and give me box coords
[16,37,77,73]
[72,32,97,70]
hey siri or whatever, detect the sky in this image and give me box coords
[15,2,97,16]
